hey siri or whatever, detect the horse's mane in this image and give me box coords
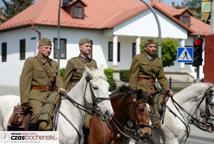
[113,85,135,94]
[109,85,135,98]
[174,82,213,102]
[118,85,134,92]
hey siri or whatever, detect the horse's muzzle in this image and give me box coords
[103,110,113,121]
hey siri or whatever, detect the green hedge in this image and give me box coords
[104,68,116,91]
[119,70,130,82]
[60,68,65,77]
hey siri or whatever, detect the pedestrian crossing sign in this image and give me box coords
[177,47,193,63]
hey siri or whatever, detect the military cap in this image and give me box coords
[79,38,92,45]
[144,39,157,47]
[38,38,52,47]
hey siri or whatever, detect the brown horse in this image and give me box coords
[88,86,153,144]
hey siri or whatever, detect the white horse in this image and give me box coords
[152,82,214,144]
[0,66,114,144]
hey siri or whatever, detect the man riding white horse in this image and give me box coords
[20,38,65,131]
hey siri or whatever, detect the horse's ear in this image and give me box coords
[136,89,143,100]
[86,72,92,81]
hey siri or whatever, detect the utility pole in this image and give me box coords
[57,0,62,73]
[211,0,214,32]
[139,0,162,58]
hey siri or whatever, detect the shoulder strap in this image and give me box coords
[36,56,55,83]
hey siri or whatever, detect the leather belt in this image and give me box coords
[138,75,155,83]
[31,85,55,91]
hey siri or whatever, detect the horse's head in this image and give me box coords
[202,85,214,122]
[127,90,152,140]
[207,87,214,118]
[83,65,114,120]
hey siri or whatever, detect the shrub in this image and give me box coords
[119,70,130,82]
[60,68,65,77]
[104,68,116,91]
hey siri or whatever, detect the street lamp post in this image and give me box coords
[211,0,214,32]
[139,0,162,58]
[57,0,62,73]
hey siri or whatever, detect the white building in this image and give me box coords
[0,0,210,86]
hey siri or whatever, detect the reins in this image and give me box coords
[109,93,153,142]
[167,85,214,143]
[59,76,111,144]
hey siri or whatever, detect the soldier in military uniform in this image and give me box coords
[20,38,65,131]
[63,38,97,143]
[63,38,97,91]
[129,39,173,128]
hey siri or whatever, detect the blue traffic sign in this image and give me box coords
[177,47,193,63]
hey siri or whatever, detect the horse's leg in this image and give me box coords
[161,128,180,144]
[151,128,165,144]
[120,137,130,144]
[0,116,4,130]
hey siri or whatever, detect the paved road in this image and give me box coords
[0,86,213,144]
[0,85,19,95]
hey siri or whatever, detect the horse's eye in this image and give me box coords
[93,86,98,90]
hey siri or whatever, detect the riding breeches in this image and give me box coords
[38,92,60,130]
[151,93,164,128]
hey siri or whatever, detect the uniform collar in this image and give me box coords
[37,53,51,64]
[144,52,157,61]
[78,54,91,62]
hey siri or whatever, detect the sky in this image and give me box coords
[162,0,183,5]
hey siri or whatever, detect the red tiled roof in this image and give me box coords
[152,2,210,35]
[0,0,146,31]
[0,0,210,36]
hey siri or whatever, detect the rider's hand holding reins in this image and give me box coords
[58,87,66,94]
[21,102,31,114]
[166,89,174,97]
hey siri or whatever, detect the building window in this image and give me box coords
[132,42,136,57]
[118,43,120,62]
[180,15,190,25]
[108,42,120,62]
[20,39,26,60]
[72,6,84,19]
[53,38,67,59]
[1,42,7,62]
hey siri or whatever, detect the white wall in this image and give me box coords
[113,9,188,39]
[0,28,38,86]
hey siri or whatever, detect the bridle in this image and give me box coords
[198,86,214,118]
[167,85,214,144]
[194,85,214,130]
[126,98,153,142]
[62,74,111,118]
[58,74,111,144]
[110,92,153,143]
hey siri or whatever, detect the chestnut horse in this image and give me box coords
[88,86,153,144]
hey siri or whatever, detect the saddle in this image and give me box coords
[7,105,30,131]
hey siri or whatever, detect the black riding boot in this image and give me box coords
[28,123,37,131]
[83,127,89,144]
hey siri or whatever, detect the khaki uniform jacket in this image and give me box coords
[129,52,169,93]
[63,56,97,91]
[20,54,64,104]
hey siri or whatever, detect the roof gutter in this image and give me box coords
[31,24,41,55]
[31,24,41,40]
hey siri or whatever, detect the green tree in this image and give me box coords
[0,0,33,23]
[160,38,178,67]
[140,38,178,67]
[182,0,201,18]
